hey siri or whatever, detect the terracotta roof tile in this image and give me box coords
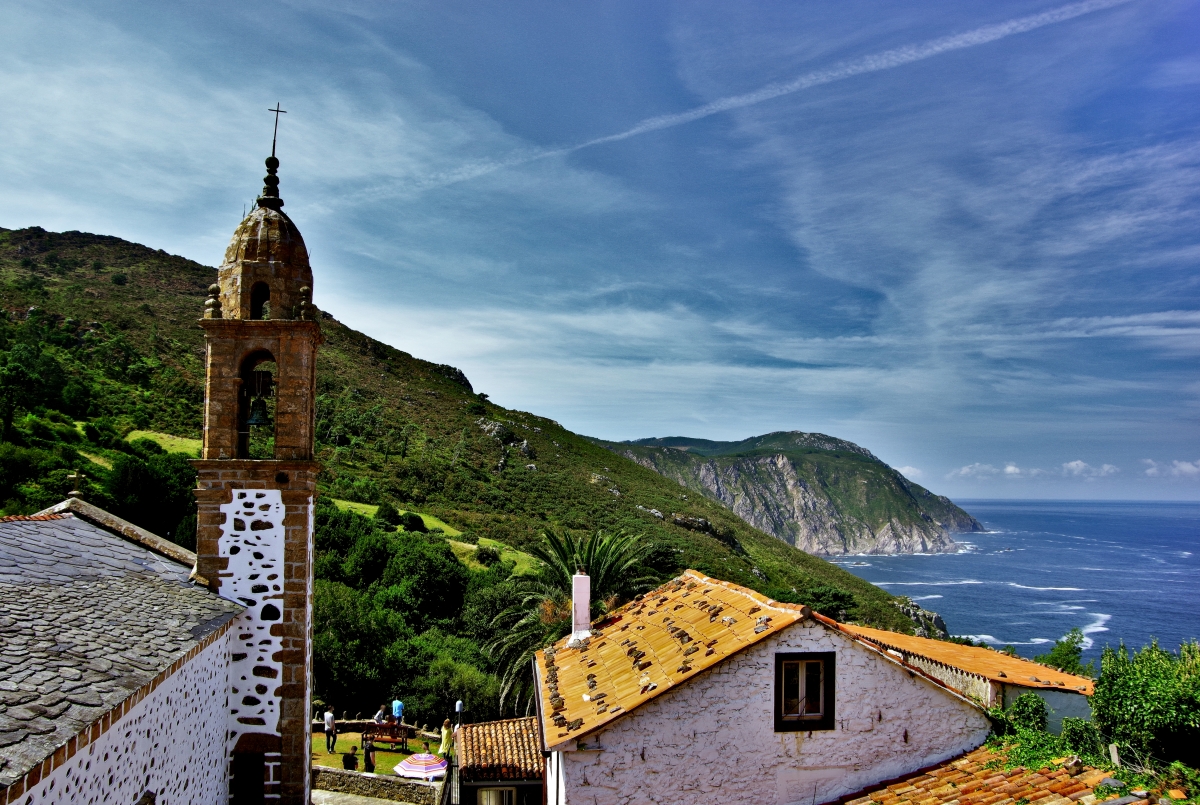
[836,747,1122,805]
[459,717,543,782]
[839,624,1094,695]
[535,570,813,747]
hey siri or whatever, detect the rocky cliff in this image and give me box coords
[597,432,982,556]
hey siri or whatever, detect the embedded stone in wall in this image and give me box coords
[219,489,286,752]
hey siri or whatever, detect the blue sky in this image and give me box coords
[1,0,1198,500]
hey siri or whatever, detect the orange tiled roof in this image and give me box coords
[459,717,543,781]
[842,745,1120,805]
[839,624,1094,695]
[536,570,814,747]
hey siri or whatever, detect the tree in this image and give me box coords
[487,529,659,712]
[0,358,32,441]
[1034,628,1094,677]
[375,501,401,528]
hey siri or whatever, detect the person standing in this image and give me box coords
[438,718,453,758]
[392,699,403,722]
[363,738,376,774]
[324,707,337,753]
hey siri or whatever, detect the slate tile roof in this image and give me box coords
[839,624,1095,695]
[535,570,814,747]
[842,745,1121,805]
[0,512,242,788]
[458,717,543,782]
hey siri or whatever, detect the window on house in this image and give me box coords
[774,652,835,731]
[477,788,517,805]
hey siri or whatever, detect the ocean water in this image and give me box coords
[833,500,1200,664]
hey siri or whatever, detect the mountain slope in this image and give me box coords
[596,432,981,555]
[0,225,921,632]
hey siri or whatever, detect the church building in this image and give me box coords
[0,151,321,805]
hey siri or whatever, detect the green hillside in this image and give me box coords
[598,433,980,555]
[0,224,927,714]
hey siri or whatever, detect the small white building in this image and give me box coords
[535,570,1092,805]
[0,500,242,805]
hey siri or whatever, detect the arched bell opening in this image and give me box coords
[250,281,271,320]
[237,350,278,459]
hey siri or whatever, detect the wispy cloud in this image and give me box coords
[391,0,1137,194]
[897,466,924,480]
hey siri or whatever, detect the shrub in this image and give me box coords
[1092,641,1200,766]
[398,511,427,533]
[374,501,401,527]
[1008,692,1049,732]
[111,273,127,285]
[475,545,502,566]
[1061,717,1103,759]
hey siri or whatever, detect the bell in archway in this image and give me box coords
[246,397,270,427]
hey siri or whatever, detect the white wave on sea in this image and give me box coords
[875,580,984,586]
[1006,583,1084,591]
[961,634,1054,646]
[1080,613,1111,649]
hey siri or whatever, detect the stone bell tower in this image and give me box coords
[193,150,322,804]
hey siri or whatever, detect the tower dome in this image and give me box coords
[215,156,314,320]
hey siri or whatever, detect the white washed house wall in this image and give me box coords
[549,620,991,805]
[20,631,231,805]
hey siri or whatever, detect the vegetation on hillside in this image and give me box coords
[986,640,1200,799]
[598,433,981,555]
[0,224,932,722]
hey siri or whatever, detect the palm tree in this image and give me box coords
[486,529,658,713]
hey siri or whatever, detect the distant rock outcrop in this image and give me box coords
[598,431,982,556]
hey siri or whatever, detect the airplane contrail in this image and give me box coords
[395,0,1135,195]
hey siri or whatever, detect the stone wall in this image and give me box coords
[312,767,440,804]
[15,631,231,805]
[194,461,317,805]
[550,620,992,805]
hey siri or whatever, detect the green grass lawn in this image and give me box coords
[311,731,448,776]
[329,499,464,536]
[448,537,541,576]
[125,429,203,456]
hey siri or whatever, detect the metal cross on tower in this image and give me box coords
[269,103,287,157]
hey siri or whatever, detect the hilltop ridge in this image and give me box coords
[0,224,919,632]
[596,431,981,555]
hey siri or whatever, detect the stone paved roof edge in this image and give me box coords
[34,498,197,569]
[0,612,238,798]
[839,623,1095,695]
[810,613,991,713]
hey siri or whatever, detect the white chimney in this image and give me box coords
[571,571,591,639]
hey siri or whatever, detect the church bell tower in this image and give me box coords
[193,147,321,804]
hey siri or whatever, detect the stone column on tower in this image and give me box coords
[192,153,322,805]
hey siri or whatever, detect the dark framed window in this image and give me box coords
[774,652,835,731]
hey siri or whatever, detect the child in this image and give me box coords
[342,745,359,771]
[363,738,376,774]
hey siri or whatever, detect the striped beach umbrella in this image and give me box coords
[395,753,448,780]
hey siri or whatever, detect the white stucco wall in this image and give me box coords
[550,620,991,805]
[19,630,231,805]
